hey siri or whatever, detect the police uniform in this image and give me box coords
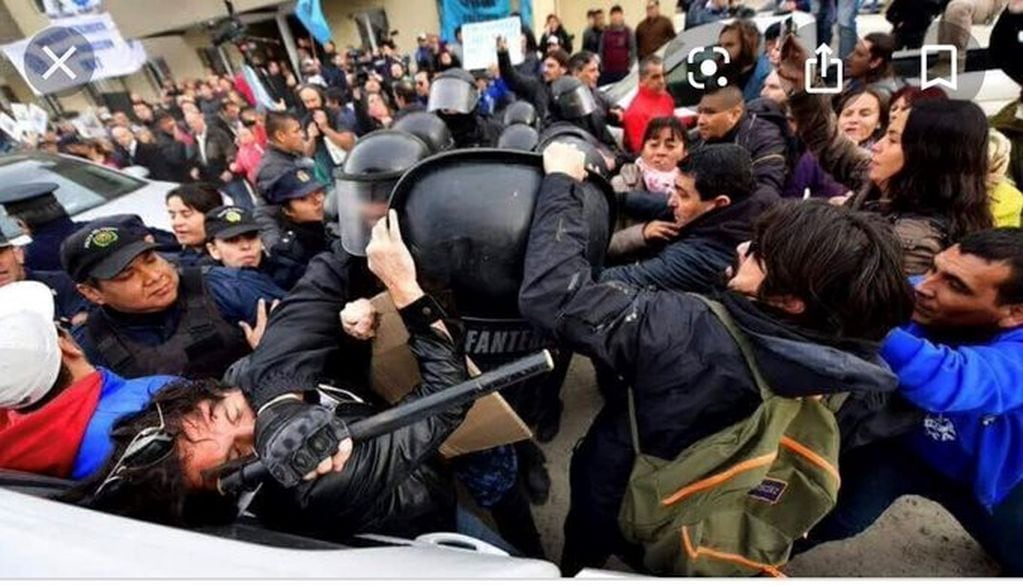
[205,205,296,292]
[60,218,282,380]
[0,232,90,322]
[0,183,84,272]
[263,168,335,290]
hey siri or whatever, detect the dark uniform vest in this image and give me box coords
[85,268,251,379]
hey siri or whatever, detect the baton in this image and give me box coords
[218,350,555,496]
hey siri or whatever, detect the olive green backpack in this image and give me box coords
[618,295,847,577]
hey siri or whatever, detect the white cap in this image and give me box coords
[0,281,61,410]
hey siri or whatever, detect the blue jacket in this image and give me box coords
[71,369,177,480]
[881,323,1023,509]
[742,54,773,103]
[24,217,85,272]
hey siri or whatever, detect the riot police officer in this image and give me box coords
[427,68,503,148]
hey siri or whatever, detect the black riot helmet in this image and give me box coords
[550,76,597,121]
[392,112,455,154]
[335,130,431,256]
[498,124,540,151]
[427,68,479,115]
[536,122,610,178]
[389,149,616,319]
[502,101,538,128]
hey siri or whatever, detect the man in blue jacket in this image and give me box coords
[802,228,1023,575]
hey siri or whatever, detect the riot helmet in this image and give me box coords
[550,76,597,121]
[335,130,431,256]
[502,101,538,128]
[498,124,540,151]
[537,122,610,179]
[393,112,455,154]
[427,68,479,115]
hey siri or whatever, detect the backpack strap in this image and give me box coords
[689,294,773,401]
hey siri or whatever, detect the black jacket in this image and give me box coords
[519,173,900,569]
[194,126,237,186]
[121,141,177,183]
[498,48,551,123]
[238,244,464,541]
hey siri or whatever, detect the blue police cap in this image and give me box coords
[266,168,326,206]
[0,183,60,206]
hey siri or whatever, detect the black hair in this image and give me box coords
[568,51,598,74]
[64,379,239,527]
[324,86,347,105]
[836,86,889,144]
[681,144,753,202]
[611,4,624,14]
[643,115,686,145]
[886,100,993,243]
[753,200,915,341]
[265,111,301,140]
[864,32,896,80]
[165,183,223,214]
[764,22,782,43]
[958,228,1023,305]
[3,193,68,230]
[393,80,418,106]
[545,48,570,69]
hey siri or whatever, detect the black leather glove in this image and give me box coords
[254,399,350,488]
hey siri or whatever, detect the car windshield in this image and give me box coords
[0,155,144,239]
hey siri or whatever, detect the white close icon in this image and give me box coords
[805,43,842,95]
[687,46,731,90]
[41,44,77,81]
[921,44,958,91]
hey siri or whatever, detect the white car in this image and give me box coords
[0,152,177,244]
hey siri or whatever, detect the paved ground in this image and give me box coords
[527,356,1000,577]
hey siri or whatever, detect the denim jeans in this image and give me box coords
[837,0,862,58]
[797,439,1023,576]
[455,505,520,555]
[814,0,837,49]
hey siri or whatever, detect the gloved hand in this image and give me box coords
[255,398,351,488]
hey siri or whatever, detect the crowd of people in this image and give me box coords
[1,0,1022,577]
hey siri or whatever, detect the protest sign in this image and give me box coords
[461,16,523,71]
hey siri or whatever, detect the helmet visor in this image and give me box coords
[556,86,597,119]
[427,77,478,115]
[336,178,397,256]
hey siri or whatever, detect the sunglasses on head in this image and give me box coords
[93,402,176,498]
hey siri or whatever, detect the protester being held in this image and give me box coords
[598,5,636,85]
[689,84,788,204]
[522,142,915,574]
[298,84,356,185]
[622,55,675,154]
[842,32,903,103]
[73,212,517,548]
[718,19,773,102]
[837,87,889,149]
[582,9,606,54]
[0,232,89,324]
[427,68,503,148]
[603,144,762,294]
[0,183,84,272]
[165,184,222,268]
[61,217,282,379]
[988,129,1023,228]
[636,0,677,60]
[261,167,332,290]
[0,282,175,480]
[540,14,574,54]
[800,228,1023,576]
[612,116,686,197]
[497,36,568,124]
[780,37,993,273]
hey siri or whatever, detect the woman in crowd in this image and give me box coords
[540,14,574,54]
[718,19,772,102]
[888,84,948,125]
[781,38,992,274]
[837,88,888,150]
[165,184,223,267]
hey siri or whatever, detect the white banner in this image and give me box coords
[461,16,524,71]
[0,12,147,95]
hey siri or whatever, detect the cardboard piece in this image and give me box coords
[461,16,524,71]
[369,293,532,458]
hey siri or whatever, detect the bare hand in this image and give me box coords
[542,142,587,181]
[302,437,353,481]
[219,170,234,183]
[307,122,321,139]
[643,220,681,242]
[189,167,200,180]
[240,298,281,349]
[496,35,509,52]
[340,298,380,340]
[367,210,417,292]
[312,109,329,128]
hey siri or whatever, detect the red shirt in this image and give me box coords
[0,371,103,478]
[623,86,676,154]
